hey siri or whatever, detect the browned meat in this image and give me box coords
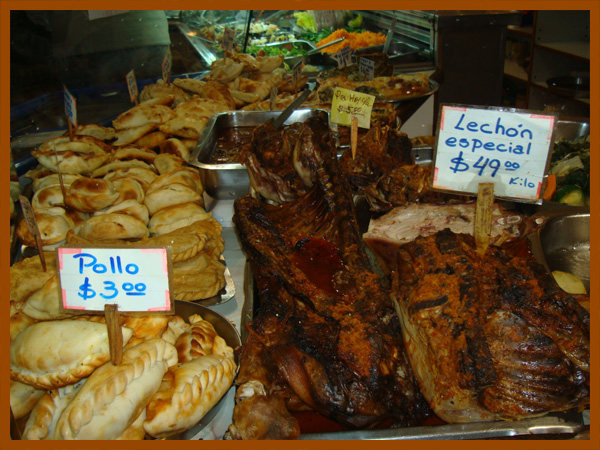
[390,229,590,423]
[231,118,429,438]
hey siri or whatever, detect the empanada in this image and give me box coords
[10,380,46,420]
[147,202,211,236]
[113,124,159,146]
[79,213,149,240]
[143,183,202,215]
[112,104,174,130]
[10,320,133,389]
[94,199,149,224]
[152,153,184,175]
[10,253,57,302]
[146,167,202,195]
[143,353,236,438]
[53,338,177,440]
[22,380,85,440]
[175,314,234,363]
[22,274,75,321]
[65,177,120,212]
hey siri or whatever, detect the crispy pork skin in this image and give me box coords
[232,118,429,437]
[390,229,589,423]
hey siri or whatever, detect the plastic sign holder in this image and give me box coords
[432,104,557,204]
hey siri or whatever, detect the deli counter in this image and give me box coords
[8,8,591,443]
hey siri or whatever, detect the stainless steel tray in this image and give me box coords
[188,109,332,199]
[242,263,587,440]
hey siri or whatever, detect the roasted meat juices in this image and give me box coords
[230,117,429,439]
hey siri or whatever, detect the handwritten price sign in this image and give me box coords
[58,247,173,313]
[63,85,77,128]
[330,87,375,129]
[432,105,556,203]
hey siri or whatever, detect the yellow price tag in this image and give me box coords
[330,87,375,129]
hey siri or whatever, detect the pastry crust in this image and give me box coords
[147,202,211,236]
[10,320,133,389]
[10,253,58,302]
[10,380,46,420]
[143,353,236,438]
[65,177,120,212]
[94,199,149,224]
[22,380,85,440]
[79,213,149,240]
[143,183,203,215]
[112,104,174,130]
[53,338,178,440]
[22,274,75,321]
[175,314,234,363]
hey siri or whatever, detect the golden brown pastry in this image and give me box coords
[91,158,155,178]
[146,167,202,195]
[10,320,133,389]
[143,353,236,438]
[10,380,46,420]
[158,137,192,161]
[153,153,185,175]
[147,202,211,236]
[64,177,119,212]
[139,80,190,106]
[103,167,158,191]
[94,199,149,224]
[78,213,149,240]
[22,274,75,321]
[34,151,111,175]
[112,103,174,130]
[175,314,234,363]
[113,124,159,146]
[53,338,178,440]
[111,177,146,204]
[73,123,116,141]
[116,410,147,440]
[133,130,170,149]
[143,184,203,216]
[16,208,74,250]
[22,379,86,440]
[111,146,158,164]
[32,173,81,193]
[10,252,58,302]
[172,253,226,301]
[31,184,65,210]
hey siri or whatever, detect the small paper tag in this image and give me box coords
[335,45,352,68]
[63,85,77,128]
[359,57,375,80]
[330,87,375,129]
[126,69,139,104]
[222,27,235,53]
[162,48,172,84]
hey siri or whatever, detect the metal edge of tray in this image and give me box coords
[188,108,332,170]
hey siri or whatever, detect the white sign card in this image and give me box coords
[432,105,556,203]
[335,45,352,68]
[359,57,374,80]
[58,247,173,313]
[63,85,77,128]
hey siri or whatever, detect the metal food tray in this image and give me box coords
[188,109,332,200]
[242,263,586,440]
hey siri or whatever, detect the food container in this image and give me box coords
[188,109,331,199]
[529,209,590,294]
[165,300,242,440]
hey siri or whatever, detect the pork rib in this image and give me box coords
[390,229,590,423]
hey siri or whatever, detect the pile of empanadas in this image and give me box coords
[9,267,237,440]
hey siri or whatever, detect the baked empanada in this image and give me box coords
[65,177,119,212]
[22,274,75,321]
[53,338,177,440]
[143,183,202,215]
[10,380,46,420]
[79,213,149,240]
[143,353,236,438]
[10,253,57,302]
[10,320,133,389]
[175,314,234,363]
[22,379,85,440]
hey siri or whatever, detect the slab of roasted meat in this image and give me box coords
[389,229,590,423]
[229,117,429,439]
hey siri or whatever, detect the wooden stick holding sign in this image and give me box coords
[474,183,494,256]
[18,195,46,271]
[351,116,358,160]
[52,143,68,200]
[104,304,123,365]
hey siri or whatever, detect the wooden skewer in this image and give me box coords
[474,182,494,256]
[104,304,123,365]
[351,116,358,160]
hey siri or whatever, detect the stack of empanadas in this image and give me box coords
[9,261,237,440]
